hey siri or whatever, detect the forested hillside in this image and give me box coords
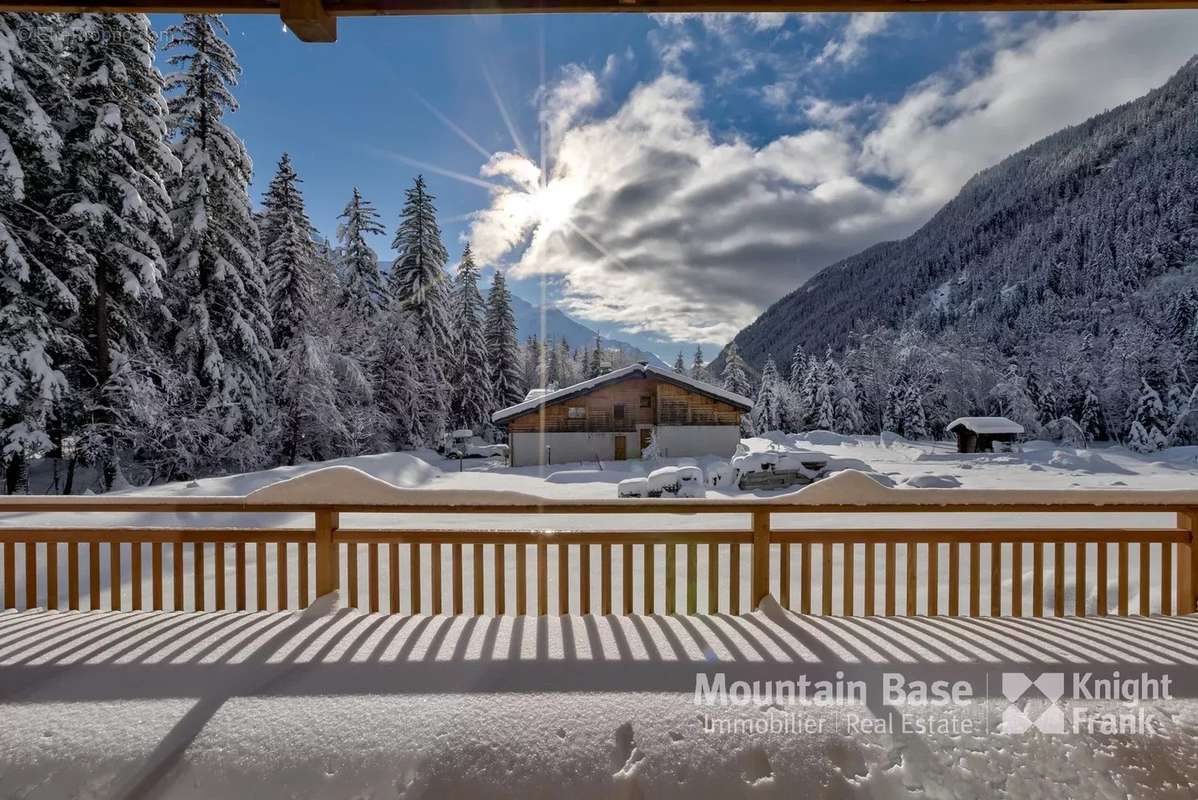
[724,55,1198,447]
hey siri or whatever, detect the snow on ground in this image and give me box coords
[1,599,1196,799]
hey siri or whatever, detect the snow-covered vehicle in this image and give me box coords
[617,466,704,498]
[441,429,509,461]
[731,439,829,490]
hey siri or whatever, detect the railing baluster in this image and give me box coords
[431,543,442,614]
[990,542,1001,617]
[666,543,676,615]
[687,543,697,615]
[708,542,719,613]
[1117,541,1129,615]
[907,541,918,616]
[799,541,811,614]
[968,542,980,617]
[194,543,205,612]
[1074,543,1085,617]
[175,542,186,611]
[389,543,400,614]
[492,543,505,616]
[622,543,633,615]
[47,542,58,611]
[89,542,100,610]
[477,542,487,616]
[1097,542,1108,616]
[2,541,13,609]
[947,541,959,616]
[729,542,740,615]
[1053,542,1065,617]
[347,542,359,610]
[578,544,589,615]
[1180,512,1195,614]
[451,542,462,615]
[637,544,648,614]
[68,543,80,611]
[1139,542,1150,616]
[752,511,769,609]
[558,543,568,615]
[926,542,937,616]
[256,542,267,611]
[780,542,791,610]
[152,543,163,611]
[1032,543,1044,617]
[536,541,547,615]
[26,542,38,610]
[296,542,306,610]
[884,542,896,616]
[215,543,227,611]
[369,542,380,613]
[131,542,142,611]
[1011,542,1022,617]
[822,543,834,615]
[843,543,855,616]
[864,542,875,615]
[277,541,290,610]
[514,544,525,615]
[1161,543,1172,616]
[235,542,246,611]
[600,544,612,615]
[411,543,423,614]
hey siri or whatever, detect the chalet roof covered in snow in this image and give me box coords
[947,416,1025,435]
[492,362,753,424]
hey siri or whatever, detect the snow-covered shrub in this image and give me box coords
[704,460,734,487]
[617,477,648,498]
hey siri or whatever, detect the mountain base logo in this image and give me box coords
[1001,671,1171,736]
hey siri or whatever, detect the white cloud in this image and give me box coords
[469,11,1198,346]
[653,13,792,35]
[814,13,894,67]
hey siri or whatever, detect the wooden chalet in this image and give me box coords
[492,362,752,467]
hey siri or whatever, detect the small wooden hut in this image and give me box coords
[947,417,1024,453]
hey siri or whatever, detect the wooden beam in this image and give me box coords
[4,1,1198,46]
[282,0,336,42]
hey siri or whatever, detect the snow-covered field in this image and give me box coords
[2,595,1197,798]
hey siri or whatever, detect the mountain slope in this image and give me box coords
[508,293,668,367]
[728,55,1198,374]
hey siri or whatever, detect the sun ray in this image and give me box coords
[412,91,494,161]
[369,146,503,191]
[482,64,530,160]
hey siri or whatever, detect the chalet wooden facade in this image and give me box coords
[492,363,752,467]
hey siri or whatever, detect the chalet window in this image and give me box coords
[567,407,586,419]
[614,403,626,420]
[640,395,651,408]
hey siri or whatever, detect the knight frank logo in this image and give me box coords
[1001,672,1066,734]
[999,671,1172,736]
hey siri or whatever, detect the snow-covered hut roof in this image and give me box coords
[492,362,753,424]
[522,388,553,402]
[947,417,1025,435]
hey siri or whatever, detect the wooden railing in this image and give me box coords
[1,498,1195,617]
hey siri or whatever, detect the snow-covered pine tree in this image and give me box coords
[720,342,752,397]
[55,13,177,486]
[691,345,706,382]
[484,270,523,409]
[588,342,602,379]
[389,174,451,441]
[336,187,385,318]
[673,352,685,374]
[902,384,929,440]
[448,244,491,432]
[261,153,317,348]
[1127,380,1169,453]
[831,360,864,434]
[163,14,273,471]
[814,375,836,431]
[1079,386,1106,443]
[557,338,575,387]
[0,13,79,492]
[374,303,429,449]
[751,356,783,433]
[389,175,450,351]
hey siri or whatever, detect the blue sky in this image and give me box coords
[152,11,1198,361]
